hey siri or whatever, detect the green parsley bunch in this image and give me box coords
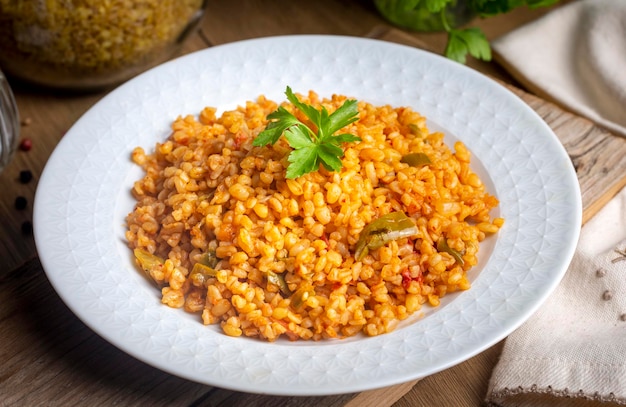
[375,0,560,64]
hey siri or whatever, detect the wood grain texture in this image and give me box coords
[0,258,210,406]
[0,1,621,406]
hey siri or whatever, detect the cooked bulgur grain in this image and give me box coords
[125,91,503,341]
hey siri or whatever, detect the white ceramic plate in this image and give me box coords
[34,35,581,396]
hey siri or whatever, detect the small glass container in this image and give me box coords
[0,69,20,173]
[0,0,207,91]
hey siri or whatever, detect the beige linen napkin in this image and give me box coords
[491,0,626,138]
[486,185,626,406]
[487,3,626,404]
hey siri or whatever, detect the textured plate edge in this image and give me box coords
[32,35,583,396]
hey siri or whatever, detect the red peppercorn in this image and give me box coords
[19,138,32,151]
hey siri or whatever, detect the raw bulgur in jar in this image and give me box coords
[0,0,206,90]
[125,91,504,341]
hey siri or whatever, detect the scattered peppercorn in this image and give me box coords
[15,196,27,210]
[620,314,626,322]
[20,117,32,126]
[19,138,32,151]
[19,170,33,184]
[595,268,606,277]
[21,220,33,235]
[602,290,613,301]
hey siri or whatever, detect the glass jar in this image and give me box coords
[0,0,207,91]
[0,69,19,173]
[374,0,475,32]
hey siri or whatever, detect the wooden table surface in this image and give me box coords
[4,1,624,406]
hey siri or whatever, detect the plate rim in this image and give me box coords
[33,34,582,396]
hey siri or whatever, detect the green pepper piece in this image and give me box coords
[198,249,219,268]
[133,248,165,285]
[437,238,465,266]
[408,123,421,135]
[354,211,419,261]
[401,152,431,167]
[189,262,218,287]
[266,270,292,297]
[290,284,315,309]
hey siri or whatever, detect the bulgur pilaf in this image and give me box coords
[125,91,503,341]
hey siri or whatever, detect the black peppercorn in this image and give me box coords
[21,220,33,235]
[19,170,33,184]
[15,196,27,210]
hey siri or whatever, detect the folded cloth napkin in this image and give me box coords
[491,0,626,138]
[485,185,626,406]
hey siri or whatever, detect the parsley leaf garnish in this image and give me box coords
[253,87,361,179]
[374,0,558,63]
[445,27,491,64]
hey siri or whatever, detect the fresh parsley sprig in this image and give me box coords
[253,87,361,179]
[444,0,559,64]
[374,0,560,64]
[445,27,491,64]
